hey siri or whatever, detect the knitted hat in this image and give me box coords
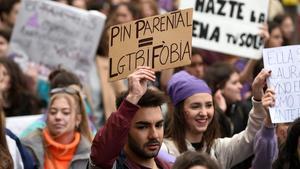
[167,71,211,106]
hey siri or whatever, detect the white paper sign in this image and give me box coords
[263,45,300,123]
[8,0,106,81]
[180,0,269,59]
[6,114,44,137]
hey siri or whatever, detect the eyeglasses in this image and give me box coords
[50,87,80,96]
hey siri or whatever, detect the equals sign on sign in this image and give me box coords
[138,37,153,47]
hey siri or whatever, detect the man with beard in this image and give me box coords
[89,66,171,169]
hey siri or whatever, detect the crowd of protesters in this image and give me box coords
[1,0,300,169]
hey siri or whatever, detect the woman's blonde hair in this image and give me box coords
[48,85,93,142]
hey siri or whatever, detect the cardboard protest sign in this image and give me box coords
[8,0,106,81]
[263,45,300,123]
[180,0,269,59]
[109,8,193,81]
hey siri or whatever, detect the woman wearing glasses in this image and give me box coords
[21,85,93,169]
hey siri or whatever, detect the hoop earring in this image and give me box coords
[76,123,80,130]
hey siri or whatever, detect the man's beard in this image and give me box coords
[128,134,161,159]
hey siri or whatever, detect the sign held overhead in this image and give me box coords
[109,8,193,81]
[263,45,300,123]
[180,0,269,59]
[8,0,106,81]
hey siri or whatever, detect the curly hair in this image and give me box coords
[0,57,41,116]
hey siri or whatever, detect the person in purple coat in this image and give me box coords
[251,88,278,169]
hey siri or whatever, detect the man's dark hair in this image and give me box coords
[116,89,167,108]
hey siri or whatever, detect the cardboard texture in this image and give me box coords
[109,8,193,81]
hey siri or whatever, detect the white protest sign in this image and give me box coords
[8,0,106,81]
[180,0,269,59]
[6,114,44,137]
[109,8,193,81]
[263,45,300,123]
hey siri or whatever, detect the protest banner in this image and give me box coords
[180,0,269,59]
[109,8,193,81]
[8,0,106,81]
[263,45,300,123]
